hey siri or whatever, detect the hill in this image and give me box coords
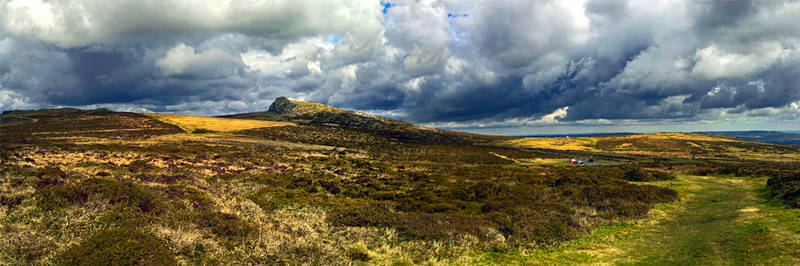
[1,103,799,264]
[699,131,800,146]
[223,96,511,144]
[508,132,800,162]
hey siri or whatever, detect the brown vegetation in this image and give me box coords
[2,106,797,264]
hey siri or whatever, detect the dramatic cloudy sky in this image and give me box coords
[1,0,799,134]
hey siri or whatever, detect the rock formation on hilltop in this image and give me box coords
[267,97,295,114]
[267,96,340,117]
[227,96,493,144]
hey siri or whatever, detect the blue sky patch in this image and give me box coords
[381,1,396,14]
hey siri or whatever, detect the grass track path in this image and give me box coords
[478,175,800,265]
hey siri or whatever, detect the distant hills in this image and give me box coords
[698,131,800,146]
[523,131,800,146]
[508,132,800,162]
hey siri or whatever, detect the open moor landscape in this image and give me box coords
[1,97,799,264]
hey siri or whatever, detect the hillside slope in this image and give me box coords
[700,131,800,146]
[224,97,512,144]
[0,108,183,143]
[509,132,800,162]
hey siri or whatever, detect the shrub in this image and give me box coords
[55,227,176,265]
[2,229,54,262]
[395,212,494,241]
[766,171,800,208]
[34,166,67,188]
[99,207,155,228]
[320,181,341,194]
[490,207,581,246]
[35,178,165,213]
[346,243,370,261]
[127,159,152,173]
[0,194,26,208]
[327,200,397,227]
[247,187,324,211]
[194,210,254,241]
[166,184,213,209]
[623,167,653,181]
[649,170,676,181]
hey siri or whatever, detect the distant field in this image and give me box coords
[509,132,800,162]
[146,113,294,133]
[700,131,800,146]
[509,136,598,151]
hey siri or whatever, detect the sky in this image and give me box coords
[0,0,799,135]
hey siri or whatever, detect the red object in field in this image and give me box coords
[569,159,577,164]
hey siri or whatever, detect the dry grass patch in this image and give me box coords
[509,137,597,151]
[147,114,294,133]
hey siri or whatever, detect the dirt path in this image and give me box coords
[479,175,800,265]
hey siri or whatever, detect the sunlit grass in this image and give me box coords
[508,132,800,162]
[509,137,598,151]
[146,113,294,133]
[474,174,800,264]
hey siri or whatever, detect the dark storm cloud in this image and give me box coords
[691,0,757,33]
[0,0,799,127]
[0,37,256,110]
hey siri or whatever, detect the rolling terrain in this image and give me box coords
[508,132,800,162]
[1,98,799,264]
[700,131,800,146]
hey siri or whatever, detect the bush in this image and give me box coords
[490,207,581,246]
[35,178,165,213]
[623,167,653,181]
[623,167,676,182]
[2,229,54,262]
[395,212,494,241]
[166,184,213,209]
[346,243,370,261]
[327,200,397,227]
[55,227,176,265]
[649,170,676,181]
[194,210,254,241]
[766,171,800,208]
[127,159,152,173]
[247,187,326,211]
[34,166,67,188]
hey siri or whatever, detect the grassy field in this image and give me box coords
[510,137,598,151]
[509,133,800,162]
[146,113,294,133]
[477,174,800,264]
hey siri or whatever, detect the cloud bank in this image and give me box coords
[1,0,799,133]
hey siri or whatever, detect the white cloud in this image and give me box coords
[240,37,333,77]
[539,106,569,124]
[0,0,382,48]
[692,42,792,79]
[0,89,35,110]
[156,43,239,76]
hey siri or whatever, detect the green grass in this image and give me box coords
[475,174,800,264]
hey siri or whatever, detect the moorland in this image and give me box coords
[1,97,799,264]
